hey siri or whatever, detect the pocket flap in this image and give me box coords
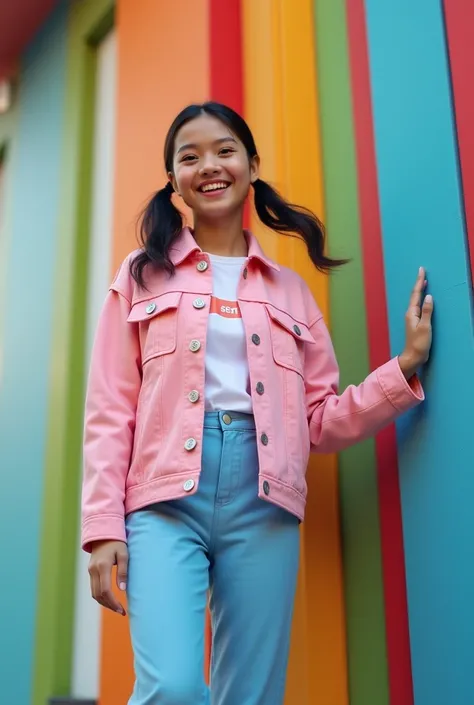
[127,291,182,323]
[265,304,314,343]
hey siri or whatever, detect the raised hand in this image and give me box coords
[398,267,433,379]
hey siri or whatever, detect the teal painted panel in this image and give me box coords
[0,3,69,703]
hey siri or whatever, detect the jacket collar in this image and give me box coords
[169,227,280,272]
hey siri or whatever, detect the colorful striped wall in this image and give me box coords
[0,3,69,704]
[0,1,473,704]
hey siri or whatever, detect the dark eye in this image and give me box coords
[181,154,197,162]
[220,148,235,156]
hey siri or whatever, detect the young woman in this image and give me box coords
[82,102,433,705]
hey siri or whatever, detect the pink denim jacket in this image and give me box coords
[81,228,424,551]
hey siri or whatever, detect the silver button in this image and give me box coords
[145,302,156,314]
[193,297,206,309]
[261,433,269,446]
[293,325,302,336]
[183,479,195,492]
[256,382,265,395]
[184,438,197,451]
[196,260,208,272]
[189,339,201,352]
[188,390,200,403]
[263,480,270,496]
[222,414,232,425]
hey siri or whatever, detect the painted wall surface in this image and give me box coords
[71,27,117,701]
[365,2,474,703]
[0,1,472,704]
[0,104,18,388]
[0,3,68,703]
[33,3,115,703]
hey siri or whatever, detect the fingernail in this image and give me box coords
[419,266,423,273]
[425,294,433,302]
[119,582,127,591]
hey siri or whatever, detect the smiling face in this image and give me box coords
[169,113,259,222]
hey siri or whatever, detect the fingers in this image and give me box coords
[408,267,426,315]
[89,558,126,616]
[116,546,129,592]
[420,293,433,325]
[98,563,126,615]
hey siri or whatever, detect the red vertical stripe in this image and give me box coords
[206,3,247,675]
[345,2,414,704]
[209,0,244,114]
[209,0,248,227]
[443,0,474,281]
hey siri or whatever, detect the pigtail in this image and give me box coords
[252,178,347,272]
[129,182,183,288]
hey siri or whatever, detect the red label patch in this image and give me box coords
[210,296,241,319]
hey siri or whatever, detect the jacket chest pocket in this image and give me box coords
[128,291,182,365]
[265,304,314,376]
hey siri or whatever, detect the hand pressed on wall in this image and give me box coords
[398,267,433,379]
[88,540,129,616]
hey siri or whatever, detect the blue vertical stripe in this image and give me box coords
[364,1,474,703]
[0,4,68,702]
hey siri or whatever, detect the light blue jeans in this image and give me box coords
[126,411,300,705]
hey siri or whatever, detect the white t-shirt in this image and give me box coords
[204,254,252,413]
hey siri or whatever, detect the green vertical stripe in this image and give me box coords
[33,2,115,704]
[313,1,390,704]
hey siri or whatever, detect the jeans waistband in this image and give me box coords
[203,410,256,431]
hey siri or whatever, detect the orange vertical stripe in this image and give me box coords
[243,1,348,703]
[99,2,210,703]
[111,0,210,271]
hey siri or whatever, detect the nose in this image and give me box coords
[199,155,221,176]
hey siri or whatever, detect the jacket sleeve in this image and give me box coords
[81,286,141,552]
[305,315,424,454]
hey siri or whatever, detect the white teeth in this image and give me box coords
[201,182,228,192]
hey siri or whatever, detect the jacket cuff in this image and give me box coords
[81,514,127,553]
[376,356,424,412]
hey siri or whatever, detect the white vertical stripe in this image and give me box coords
[72,28,117,700]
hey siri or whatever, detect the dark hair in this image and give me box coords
[130,102,347,287]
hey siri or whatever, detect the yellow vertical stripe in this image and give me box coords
[243,1,348,703]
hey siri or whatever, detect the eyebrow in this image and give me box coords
[176,136,238,155]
